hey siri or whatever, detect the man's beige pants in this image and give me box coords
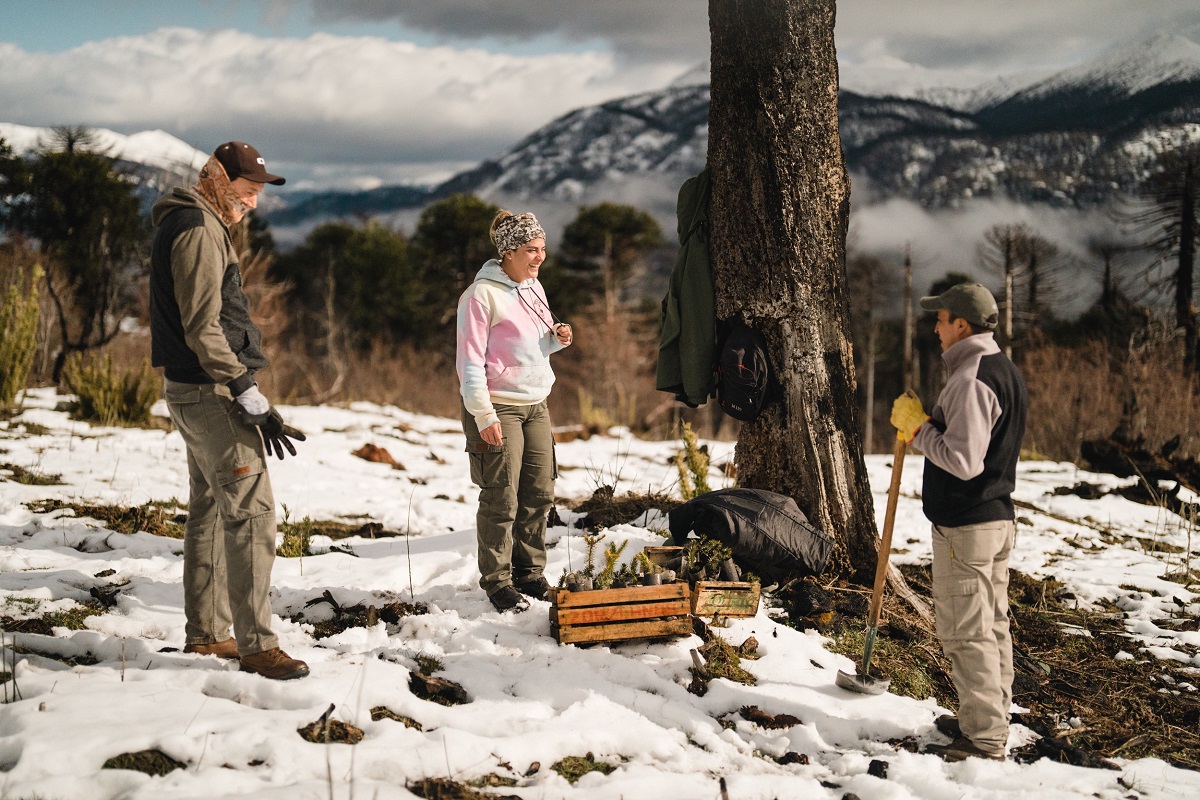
[166,379,280,656]
[461,401,556,596]
[932,520,1015,758]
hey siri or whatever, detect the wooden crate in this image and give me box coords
[642,545,684,569]
[549,583,692,645]
[691,581,761,618]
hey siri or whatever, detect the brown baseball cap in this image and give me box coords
[213,141,286,185]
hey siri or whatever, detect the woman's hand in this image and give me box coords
[480,422,504,446]
[555,323,573,346]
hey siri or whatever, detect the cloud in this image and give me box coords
[310,0,712,63]
[309,1,1200,76]
[847,193,1141,317]
[0,27,688,185]
[835,0,1200,72]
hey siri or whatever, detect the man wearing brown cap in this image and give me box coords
[891,282,1028,761]
[150,141,308,680]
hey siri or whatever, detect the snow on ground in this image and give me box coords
[0,388,1197,799]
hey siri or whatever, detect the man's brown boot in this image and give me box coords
[925,735,1005,762]
[184,639,239,659]
[239,648,309,680]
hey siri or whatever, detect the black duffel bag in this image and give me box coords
[668,488,834,583]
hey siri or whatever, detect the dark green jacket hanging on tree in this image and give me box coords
[656,167,716,407]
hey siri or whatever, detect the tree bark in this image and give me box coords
[1176,162,1196,372]
[708,0,876,580]
[903,243,916,391]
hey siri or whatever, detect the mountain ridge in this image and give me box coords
[3,33,1197,228]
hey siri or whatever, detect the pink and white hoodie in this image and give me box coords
[456,259,566,431]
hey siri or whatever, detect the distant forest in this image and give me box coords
[1,127,1198,467]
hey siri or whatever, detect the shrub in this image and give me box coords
[0,263,42,410]
[63,353,159,426]
[675,421,711,499]
[277,513,315,558]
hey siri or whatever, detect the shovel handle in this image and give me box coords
[866,434,907,628]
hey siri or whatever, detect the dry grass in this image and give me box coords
[1020,339,1200,462]
[26,498,185,538]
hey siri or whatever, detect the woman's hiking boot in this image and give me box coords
[489,586,530,613]
[514,576,551,601]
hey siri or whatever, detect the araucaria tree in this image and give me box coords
[708,0,878,579]
[4,127,144,381]
[553,202,663,320]
[1137,143,1200,372]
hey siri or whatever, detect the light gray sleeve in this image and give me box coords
[914,377,1001,481]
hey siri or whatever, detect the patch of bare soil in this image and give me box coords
[776,568,1200,771]
[298,704,365,744]
[408,777,519,800]
[102,749,185,776]
[409,672,471,706]
[290,589,428,639]
[569,485,679,532]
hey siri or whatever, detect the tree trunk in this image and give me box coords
[708,0,876,580]
[865,311,876,453]
[1177,162,1197,372]
[903,243,917,390]
[1004,264,1014,360]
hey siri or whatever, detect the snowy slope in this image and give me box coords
[1010,33,1200,104]
[0,122,207,175]
[430,33,1200,212]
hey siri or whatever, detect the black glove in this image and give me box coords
[237,405,307,459]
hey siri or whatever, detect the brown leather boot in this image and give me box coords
[184,639,239,659]
[239,648,309,680]
[925,735,1005,762]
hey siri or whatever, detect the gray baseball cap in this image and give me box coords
[919,283,999,330]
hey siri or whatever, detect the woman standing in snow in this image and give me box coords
[457,210,572,613]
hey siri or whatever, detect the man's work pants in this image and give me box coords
[166,379,280,656]
[932,520,1015,758]
[462,401,555,596]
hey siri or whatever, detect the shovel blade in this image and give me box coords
[835,667,891,696]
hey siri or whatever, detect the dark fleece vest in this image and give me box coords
[149,206,266,386]
[922,351,1028,527]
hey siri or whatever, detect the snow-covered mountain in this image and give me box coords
[0,123,209,209]
[1007,33,1200,106]
[0,123,206,178]
[433,83,710,203]
[4,33,1198,228]
[842,34,1200,114]
[0,123,303,215]
[430,33,1200,212]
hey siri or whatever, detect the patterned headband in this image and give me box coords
[494,212,546,256]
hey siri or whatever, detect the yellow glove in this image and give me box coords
[890,389,929,443]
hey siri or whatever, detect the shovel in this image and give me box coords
[835,431,907,695]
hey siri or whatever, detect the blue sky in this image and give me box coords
[2,1,1199,190]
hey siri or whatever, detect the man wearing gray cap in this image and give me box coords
[150,141,308,680]
[891,282,1028,762]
